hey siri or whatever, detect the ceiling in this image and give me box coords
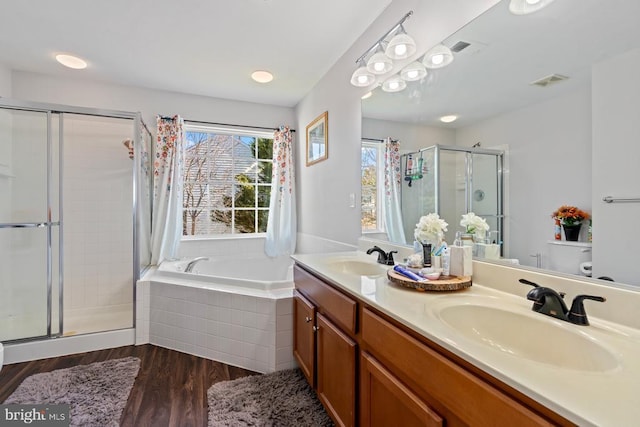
[362,0,640,128]
[0,0,391,107]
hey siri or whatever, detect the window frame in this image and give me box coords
[361,140,385,235]
[182,124,274,239]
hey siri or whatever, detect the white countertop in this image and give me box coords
[292,251,640,427]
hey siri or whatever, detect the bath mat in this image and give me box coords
[208,368,333,427]
[3,356,140,427]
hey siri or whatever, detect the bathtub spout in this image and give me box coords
[185,257,210,273]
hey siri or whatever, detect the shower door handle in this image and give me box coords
[0,221,60,228]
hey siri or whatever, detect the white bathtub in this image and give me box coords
[138,254,296,373]
[156,255,294,292]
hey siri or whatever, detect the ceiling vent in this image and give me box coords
[530,74,569,87]
[450,41,471,53]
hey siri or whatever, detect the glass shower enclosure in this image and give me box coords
[401,144,504,251]
[0,99,152,343]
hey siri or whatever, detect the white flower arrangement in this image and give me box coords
[460,212,490,240]
[414,213,448,244]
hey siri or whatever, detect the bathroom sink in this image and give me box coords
[436,304,619,372]
[327,260,388,276]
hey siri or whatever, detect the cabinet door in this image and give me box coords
[361,351,443,427]
[317,313,357,427]
[293,290,316,387]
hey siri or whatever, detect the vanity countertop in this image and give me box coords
[292,251,640,427]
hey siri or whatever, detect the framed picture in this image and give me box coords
[306,111,328,166]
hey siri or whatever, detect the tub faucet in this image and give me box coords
[185,257,209,273]
[366,246,397,265]
[519,279,605,325]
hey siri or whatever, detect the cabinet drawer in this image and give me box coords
[294,265,357,334]
[362,308,555,427]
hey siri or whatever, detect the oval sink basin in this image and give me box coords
[328,260,388,276]
[437,304,619,372]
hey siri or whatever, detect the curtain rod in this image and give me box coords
[158,116,296,133]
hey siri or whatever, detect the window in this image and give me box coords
[183,126,273,236]
[361,141,384,232]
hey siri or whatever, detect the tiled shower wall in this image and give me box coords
[63,115,134,328]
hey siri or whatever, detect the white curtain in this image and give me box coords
[151,115,184,265]
[383,137,406,244]
[265,126,297,257]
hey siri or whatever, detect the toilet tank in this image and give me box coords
[546,241,592,275]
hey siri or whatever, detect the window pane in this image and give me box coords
[258,210,269,233]
[361,145,378,230]
[257,138,273,160]
[209,182,233,209]
[234,183,255,208]
[210,209,232,233]
[258,185,271,207]
[257,161,272,184]
[235,210,255,233]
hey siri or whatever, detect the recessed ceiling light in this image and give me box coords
[361,92,373,100]
[251,70,273,83]
[440,115,458,123]
[55,54,87,70]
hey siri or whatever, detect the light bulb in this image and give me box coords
[431,54,444,65]
[373,62,385,72]
[526,0,541,4]
[406,70,418,79]
[394,44,407,56]
[389,81,399,90]
[357,75,368,84]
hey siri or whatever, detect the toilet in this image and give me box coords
[547,241,592,276]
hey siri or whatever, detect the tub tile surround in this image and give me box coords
[136,278,295,374]
[292,249,640,426]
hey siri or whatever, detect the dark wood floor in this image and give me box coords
[0,344,259,426]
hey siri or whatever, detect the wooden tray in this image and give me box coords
[387,269,472,292]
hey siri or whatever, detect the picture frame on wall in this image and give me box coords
[306,111,328,166]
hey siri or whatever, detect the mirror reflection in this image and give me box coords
[361,0,640,286]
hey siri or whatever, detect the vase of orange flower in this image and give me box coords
[552,205,590,241]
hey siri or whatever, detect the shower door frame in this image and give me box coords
[433,144,505,254]
[0,98,145,344]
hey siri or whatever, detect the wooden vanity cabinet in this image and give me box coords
[294,265,357,427]
[293,263,573,427]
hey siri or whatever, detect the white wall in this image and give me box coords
[592,49,640,285]
[295,0,501,248]
[456,87,592,268]
[362,117,455,151]
[11,71,295,138]
[0,63,11,97]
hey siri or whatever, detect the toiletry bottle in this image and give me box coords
[406,154,413,176]
[442,247,451,277]
[588,219,592,242]
[554,218,561,240]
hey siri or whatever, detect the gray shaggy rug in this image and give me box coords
[3,356,140,427]
[208,368,333,426]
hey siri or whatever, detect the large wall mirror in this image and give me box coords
[361,0,640,287]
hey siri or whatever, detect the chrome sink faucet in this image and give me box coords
[366,246,397,265]
[185,256,209,273]
[519,279,606,326]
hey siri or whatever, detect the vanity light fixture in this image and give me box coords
[400,61,427,82]
[55,54,87,70]
[350,11,414,87]
[422,44,454,69]
[382,75,407,93]
[440,115,458,123]
[251,70,274,83]
[509,0,556,15]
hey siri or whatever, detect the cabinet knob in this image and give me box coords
[313,326,319,332]
[305,316,313,323]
